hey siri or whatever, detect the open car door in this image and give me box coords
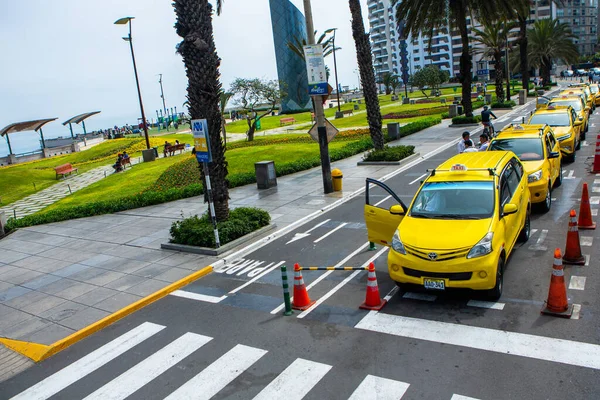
[364,178,408,247]
[536,96,551,110]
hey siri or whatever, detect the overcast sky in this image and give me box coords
[0,0,369,154]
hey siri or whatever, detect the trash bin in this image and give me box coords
[332,169,343,191]
[457,105,463,115]
[387,123,400,140]
[255,161,277,189]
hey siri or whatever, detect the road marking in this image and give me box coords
[9,322,165,400]
[165,344,267,400]
[467,300,506,310]
[383,286,400,302]
[590,197,600,205]
[581,236,594,247]
[585,254,590,266]
[569,276,587,290]
[170,290,227,303]
[594,179,600,184]
[314,222,347,243]
[564,170,576,179]
[228,261,285,294]
[403,292,437,302]
[592,209,598,216]
[83,332,212,400]
[355,311,600,370]
[531,228,538,236]
[528,229,548,251]
[297,247,389,319]
[583,140,590,147]
[252,358,331,400]
[286,219,331,244]
[452,395,481,400]
[572,304,582,320]
[348,375,410,400]
[270,243,368,314]
[409,173,428,185]
[374,195,392,207]
[593,187,600,193]
[551,198,557,201]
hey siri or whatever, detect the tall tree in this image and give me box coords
[173,0,230,220]
[394,0,527,117]
[349,0,384,150]
[516,3,530,94]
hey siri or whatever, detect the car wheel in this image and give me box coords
[539,184,552,213]
[518,212,531,242]
[576,138,582,150]
[486,258,504,301]
[554,164,562,188]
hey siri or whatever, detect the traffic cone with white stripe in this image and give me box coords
[592,134,600,173]
[541,248,573,318]
[578,183,596,230]
[563,209,586,265]
[292,263,315,311]
[360,262,387,311]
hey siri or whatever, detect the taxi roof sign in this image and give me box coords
[450,164,468,172]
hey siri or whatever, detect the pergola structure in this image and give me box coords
[62,111,101,139]
[0,118,58,155]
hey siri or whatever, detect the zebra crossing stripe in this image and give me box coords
[252,358,331,400]
[348,374,410,399]
[10,322,165,400]
[451,395,481,400]
[83,332,212,400]
[165,344,267,400]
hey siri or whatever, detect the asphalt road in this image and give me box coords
[4,92,600,400]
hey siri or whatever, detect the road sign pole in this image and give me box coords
[202,162,220,249]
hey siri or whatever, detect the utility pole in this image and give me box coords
[332,28,342,117]
[303,0,333,193]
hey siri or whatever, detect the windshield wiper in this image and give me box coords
[410,213,435,219]
[443,214,481,220]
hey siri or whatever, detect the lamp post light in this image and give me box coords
[114,16,151,151]
[332,28,343,118]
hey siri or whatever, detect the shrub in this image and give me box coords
[382,106,447,119]
[491,100,516,109]
[363,145,415,162]
[169,207,271,248]
[441,112,450,119]
[452,115,482,124]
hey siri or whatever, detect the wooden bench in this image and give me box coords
[54,163,78,180]
[120,157,132,169]
[164,143,186,157]
[280,117,296,126]
[342,109,354,116]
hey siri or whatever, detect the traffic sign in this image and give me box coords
[192,119,212,163]
[308,118,339,143]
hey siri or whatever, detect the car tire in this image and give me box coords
[576,138,582,150]
[486,258,504,301]
[539,184,552,213]
[554,164,562,188]
[518,212,531,243]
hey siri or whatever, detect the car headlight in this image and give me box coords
[528,169,543,183]
[467,232,494,259]
[563,145,572,151]
[557,134,571,142]
[392,230,406,255]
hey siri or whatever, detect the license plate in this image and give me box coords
[424,278,445,290]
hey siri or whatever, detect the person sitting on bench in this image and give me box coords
[113,153,124,173]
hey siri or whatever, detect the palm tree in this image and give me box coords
[527,19,578,84]
[471,21,517,103]
[349,0,384,150]
[219,91,233,148]
[287,29,340,60]
[394,0,528,117]
[173,0,230,221]
[380,72,397,95]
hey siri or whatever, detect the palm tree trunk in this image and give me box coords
[456,9,473,117]
[174,0,229,221]
[541,57,552,86]
[221,117,227,148]
[494,51,505,103]
[349,0,384,150]
[518,16,529,93]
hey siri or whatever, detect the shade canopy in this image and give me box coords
[62,111,101,126]
[0,118,58,137]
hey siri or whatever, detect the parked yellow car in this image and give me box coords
[589,84,600,106]
[528,105,582,161]
[365,151,531,299]
[567,84,595,110]
[560,88,593,115]
[547,95,589,137]
[489,124,562,212]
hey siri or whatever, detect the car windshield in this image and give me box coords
[550,100,582,112]
[529,113,570,126]
[489,138,544,161]
[410,181,495,219]
[591,86,599,94]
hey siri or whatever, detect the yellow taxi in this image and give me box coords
[488,124,562,212]
[547,95,589,138]
[528,105,582,161]
[567,84,595,110]
[589,84,600,106]
[365,152,531,299]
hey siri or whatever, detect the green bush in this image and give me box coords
[363,145,415,162]
[441,112,450,119]
[491,100,516,109]
[452,115,482,124]
[169,207,271,248]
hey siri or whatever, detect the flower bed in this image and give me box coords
[382,106,447,119]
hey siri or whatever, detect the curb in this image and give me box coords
[161,224,277,256]
[448,123,479,128]
[357,152,421,166]
[0,266,213,362]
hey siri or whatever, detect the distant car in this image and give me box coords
[561,70,574,77]
[576,69,587,76]
[512,73,523,79]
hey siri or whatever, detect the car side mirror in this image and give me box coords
[548,151,560,159]
[502,203,518,216]
[390,204,405,215]
[585,106,591,112]
[578,116,584,121]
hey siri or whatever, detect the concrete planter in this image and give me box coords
[357,152,420,166]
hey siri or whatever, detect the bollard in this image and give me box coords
[280,265,293,316]
[104,171,107,178]
[67,184,72,194]
[33,182,36,191]
[14,209,17,219]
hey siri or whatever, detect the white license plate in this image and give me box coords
[424,278,445,290]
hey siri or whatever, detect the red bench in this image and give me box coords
[280,117,296,126]
[120,157,132,169]
[54,163,78,180]
[164,143,186,157]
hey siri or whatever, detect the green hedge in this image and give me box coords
[452,115,482,124]
[491,100,516,109]
[170,207,270,248]
[441,112,450,119]
[363,145,415,162]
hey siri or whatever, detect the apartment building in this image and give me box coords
[556,0,598,56]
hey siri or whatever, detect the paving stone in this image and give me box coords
[58,307,111,331]
[0,250,29,264]
[153,267,194,283]
[131,263,173,279]
[72,287,120,306]
[1,317,49,340]
[79,254,117,267]
[93,292,143,313]
[103,274,147,291]
[21,294,68,315]
[21,274,62,290]
[0,286,33,303]
[23,322,75,345]
[125,279,167,297]
[51,263,91,278]
[0,269,45,285]
[38,300,89,322]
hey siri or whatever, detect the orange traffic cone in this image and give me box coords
[578,183,596,230]
[541,248,573,318]
[563,209,586,265]
[360,262,387,311]
[592,135,600,173]
[292,263,315,311]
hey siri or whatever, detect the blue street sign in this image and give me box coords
[192,119,212,163]
[477,69,489,76]
[308,82,329,95]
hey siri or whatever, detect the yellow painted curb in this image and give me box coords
[0,265,213,362]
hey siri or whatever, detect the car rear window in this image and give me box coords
[489,138,544,161]
[529,113,570,126]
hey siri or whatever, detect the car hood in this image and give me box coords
[400,216,493,250]
[522,160,545,174]
[552,127,573,137]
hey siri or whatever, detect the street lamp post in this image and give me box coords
[332,28,343,118]
[114,16,151,151]
[354,69,361,91]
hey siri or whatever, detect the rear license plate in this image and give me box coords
[424,278,445,290]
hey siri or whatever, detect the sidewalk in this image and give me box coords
[0,101,535,369]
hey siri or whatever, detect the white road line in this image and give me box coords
[252,358,331,400]
[314,222,348,243]
[297,247,389,319]
[452,395,481,400]
[229,261,285,294]
[531,228,539,236]
[572,304,582,320]
[83,332,211,400]
[374,195,392,207]
[581,236,594,247]
[528,229,548,251]
[590,197,600,205]
[165,344,267,400]
[592,209,598,216]
[569,276,587,290]
[403,292,437,302]
[355,312,600,370]
[409,173,427,185]
[583,140,590,147]
[594,179,600,184]
[348,375,410,400]
[286,219,331,244]
[383,286,400,302]
[10,322,165,400]
[585,254,590,266]
[564,170,576,179]
[170,290,227,303]
[467,300,506,310]
[593,187,600,193]
[270,243,368,314]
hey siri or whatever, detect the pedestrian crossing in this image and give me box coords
[9,322,482,400]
